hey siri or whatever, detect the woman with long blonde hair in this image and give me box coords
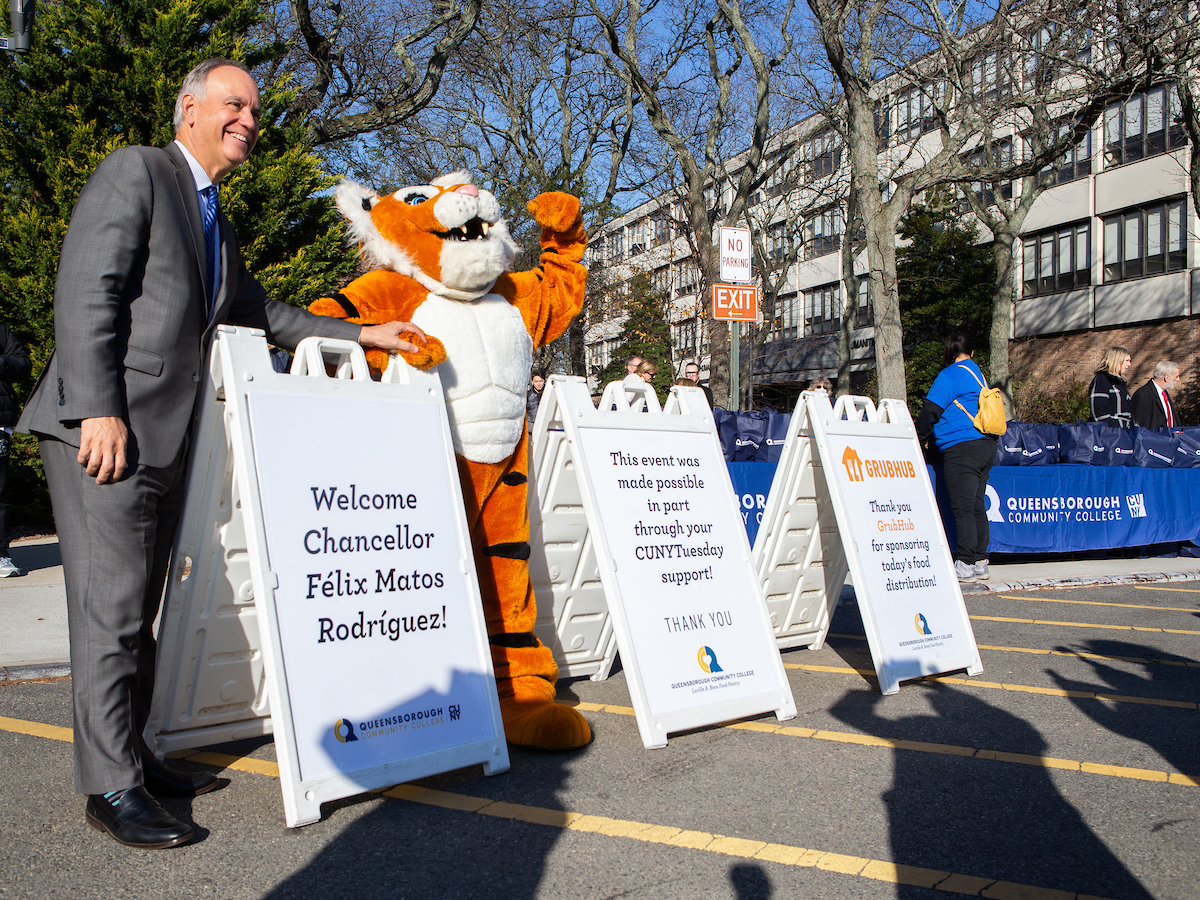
[1089,346,1133,427]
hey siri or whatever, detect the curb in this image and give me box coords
[0,662,72,683]
[961,568,1200,594]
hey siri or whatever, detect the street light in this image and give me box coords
[0,1,34,53]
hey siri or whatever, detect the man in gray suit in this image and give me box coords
[18,58,423,849]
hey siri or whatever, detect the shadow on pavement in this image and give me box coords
[831,684,1152,899]
[729,863,772,899]
[261,745,576,900]
[1046,640,1200,775]
[8,541,61,571]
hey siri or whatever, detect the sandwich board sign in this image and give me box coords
[146,326,509,827]
[751,392,849,650]
[528,374,795,748]
[804,392,982,694]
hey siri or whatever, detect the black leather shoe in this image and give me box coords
[85,786,194,849]
[143,760,219,798]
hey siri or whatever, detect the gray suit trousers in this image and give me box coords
[40,437,189,795]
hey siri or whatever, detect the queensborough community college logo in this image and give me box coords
[697,646,723,673]
[333,718,358,742]
[914,613,932,636]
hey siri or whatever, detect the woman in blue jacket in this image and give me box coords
[916,332,998,583]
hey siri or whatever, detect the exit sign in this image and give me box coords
[712,284,760,321]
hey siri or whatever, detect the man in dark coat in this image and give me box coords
[1131,361,1181,429]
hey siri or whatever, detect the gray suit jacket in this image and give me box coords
[19,142,360,467]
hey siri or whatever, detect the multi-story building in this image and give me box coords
[586,79,1198,412]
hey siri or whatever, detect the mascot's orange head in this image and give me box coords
[335,171,519,300]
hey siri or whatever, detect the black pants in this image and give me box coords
[942,437,996,564]
[0,430,10,556]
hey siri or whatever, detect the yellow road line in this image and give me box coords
[976,643,1200,669]
[780,662,1199,710]
[1134,586,1200,593]
[998,594,1199,613]
[382,783,1112,900]
[0,713,1112,898]
[970,614,1200,635]
[828,632,1200,668]
[0,714,73,743]
[718,718,1200,787]
[556,704,1200,788]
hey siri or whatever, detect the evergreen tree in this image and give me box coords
[0,0,355,527]
[596,273,673,403]
[0,0,353,376]
[897,194,996,415]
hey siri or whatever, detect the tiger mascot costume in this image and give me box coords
[309,172,591,750]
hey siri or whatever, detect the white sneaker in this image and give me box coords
[0,557,24,577]
[954,560,976,583]
[974,559,990,580]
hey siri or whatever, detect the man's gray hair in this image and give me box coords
[174,58,253,130]
[1154,360,1181,381]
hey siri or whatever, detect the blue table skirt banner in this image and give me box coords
[727,461,778,547]
[728,461,1200,554]
[930,464,1200,553]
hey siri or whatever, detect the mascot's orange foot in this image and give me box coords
[500,697,592,750]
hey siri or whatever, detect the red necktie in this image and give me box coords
[1162,389,1172,427]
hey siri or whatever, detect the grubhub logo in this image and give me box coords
[842,447,864,481]
[333,718,358,743]
[697,646,723,674]
[914,613,932,636]
[842,445,916,482]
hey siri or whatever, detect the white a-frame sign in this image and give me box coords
[146,327,508,827]
[802,392,983,694]
[529,375,795,748]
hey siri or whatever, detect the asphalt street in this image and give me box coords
[1,580,1198,900]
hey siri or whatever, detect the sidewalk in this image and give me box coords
[1,537,1198,677]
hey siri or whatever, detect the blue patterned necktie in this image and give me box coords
[201,184,220,315]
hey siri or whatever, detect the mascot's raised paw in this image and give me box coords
[313,171,592,750]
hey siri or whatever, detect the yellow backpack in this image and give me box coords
[954,364,1008,436]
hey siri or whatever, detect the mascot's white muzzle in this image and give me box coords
[433,188,502,232]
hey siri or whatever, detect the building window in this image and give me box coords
[628,220,647,256]
[968,50,1013,102]
[804,208,842,259]
[767,221,794,265]
[1104,84,1186,167]
[653,213,671,245]
[804,283,839,336]
[605,230,623,262]
[893,83,942,143]
[1039,123,1092,186]
[760,145,797,201]
[1022,221,1090,297]
[804,129,841,179]
[677,266,700,296]
[1103,198,1187,282]
[964,139,1013,208]
[773,292,801,340]
[652,266,671,296]
[854,278,873,328]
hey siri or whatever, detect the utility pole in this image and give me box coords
[0,1,34,53]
